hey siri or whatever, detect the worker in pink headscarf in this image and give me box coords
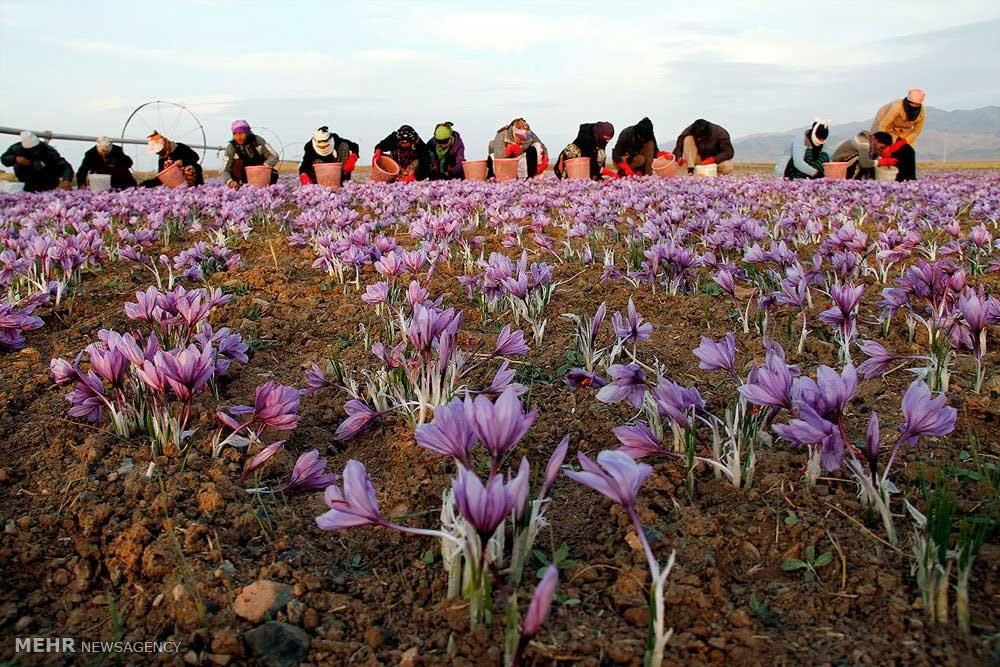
[872,89,926,147]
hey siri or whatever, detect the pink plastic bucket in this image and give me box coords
[462,160,488,181]
[371,156,400,183]
[652,155,680,179]
[157,162,188,188]
[314,162,343,190]
[246,165,273,187]
[493,158,519,182]
[564,157,591,180]
[823,161,849,180]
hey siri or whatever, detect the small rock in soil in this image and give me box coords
[232,580,294,623]
[400,646,420,666]
[302,608,319,630]
[729,609,752,628]
[286,599,304,625]
[210,629,244,656]
[365,626,385,649]
[243,622,310,667]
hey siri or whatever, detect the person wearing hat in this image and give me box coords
[76,136,136,189]
[872,89,926,147]
[672,119,735,175]
[425,122,466,180]
[1,131,74,192]
[870,131,917,182]
[555,121,615,180]
[141,131,204,187]
[488,118,548,179]
[781,120,831,179]
[831,131,877,180]
[298,126,360,185]
[222,120,279,188]
[374,125,429,181]
[613,118,658,176]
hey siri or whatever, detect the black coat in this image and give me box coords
[612,118,658,175]
[76,145,136,188]
[374,132,429,180]
[556,123,607,179]
[299,133,360,183]
[1,141,74,192]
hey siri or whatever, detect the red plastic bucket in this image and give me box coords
[157,162,187,188]
[652,155,680,179]
[823,161,849,180]
[371,156,400,182]
[493,158,519,182]
[564,157,591,180]
[462,160,488,181]
[314,162,343,190]
[246,165,273,187]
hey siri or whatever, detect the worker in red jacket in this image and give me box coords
[871,131,916,182]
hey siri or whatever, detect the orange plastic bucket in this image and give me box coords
[371,156,400,182]
[246,165,273,187]
[462,160,488,181]
[823,161,849,180]
[652,155,680,179]
[564,157,591,180]
[157,162,187,188]
[314,162,343,190]
[493,158,519,182]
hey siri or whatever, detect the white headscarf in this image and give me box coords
[96,136,112,152]
[312,127,334,157]
[20,131,39,149]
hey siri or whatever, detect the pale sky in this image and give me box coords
[2,0,999,170]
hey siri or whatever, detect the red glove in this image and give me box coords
[701,156,716,165]
[372,149,382,166]
[343,153,358,173]
[299,172,312,185]
[600,167,618,180]
[677,157,686,166]
[618,160,635,177]
[400,173,416,183]
[535,153,549,175]
[504,143,523,157]
[878,157,899,167]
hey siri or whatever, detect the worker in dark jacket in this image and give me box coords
[222,120,279,188]
[871,131,917,182]
[374,125,429,181]
[76,136,136,189]
[1,131,73,192]
[673,119,735,175]
[831,131,876,180]
[555,122,615,180]
[783,121,830,179]
[298,126,359,185]
[142,131,204,187]
[426,122,466,180]
[612,118,657,176]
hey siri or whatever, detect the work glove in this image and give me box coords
[701,156,716,165]
[617,160,635,177]
[343,153,358,173]
[299,172,312,185]
[504,144,523,157]
[600,167,618,180]
[878,157,899,167]
[535,153,549,175]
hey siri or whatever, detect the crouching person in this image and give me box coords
[782,121,830,179]
[223,120,279,188]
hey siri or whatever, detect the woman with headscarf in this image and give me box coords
[222,120,280,188]
[554,122,615,180]
[612,117,658,176]
[488,118,548,179]
[781,120,830,179]
[141,131,204,187]
[76,136,136,189]
[374,125,428,181]
[872,89,926,147]
[299,126,360,185]
[426,122,466,180]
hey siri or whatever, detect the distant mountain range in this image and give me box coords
[733,106,1000,162]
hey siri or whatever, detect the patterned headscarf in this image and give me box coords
[394,125,421,166]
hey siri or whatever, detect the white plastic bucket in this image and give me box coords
[875,166,899,182]
[89,174,112,192]
[693,164,718,178]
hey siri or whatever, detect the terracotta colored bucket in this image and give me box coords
[462,160,488,181]
[371,156,400,182]
[652,155,680,179]
[246,165,273,187]
[823,161,849,179]
[88,173,112,192]
[564,157,591,180]
[157,162,187,188]
[493,158,519,182]
[314,162,343,190]
[875,166,899,182]
[693,164,717,178]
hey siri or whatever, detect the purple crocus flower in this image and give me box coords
[650,377,703,426]
[508,457,531,521]
[596,363,646,408]
[563,368,608,390]
[304,363,334,395]
[713,269,736,297]
[241,440,285,483]
[773,403,845,471]
[739,350,794,410]
[494,325,529,356]
[539,435,569,499]
[335,400,379,441]
[613,422,667,459]
[463,388,537,463]
[87,345,130,387]
[281,449,337,494]
[693,332,737,378]
[415,399,477,464]
[486,360,527,397]
[898,380,957,446]
[865,412,880,477]
[159,344,215,401]
[315,459,386,530]
[252,381,301,430]
[857,340,895,379]
[65,371,106,422]
[451,465,515,538]
[361,281,390,306]
[563,450,652,510]
[612,298,653,344]
[50,357,77,384]
[522,564,558,637]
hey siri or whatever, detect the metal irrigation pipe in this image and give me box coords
[0,126,225,151]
